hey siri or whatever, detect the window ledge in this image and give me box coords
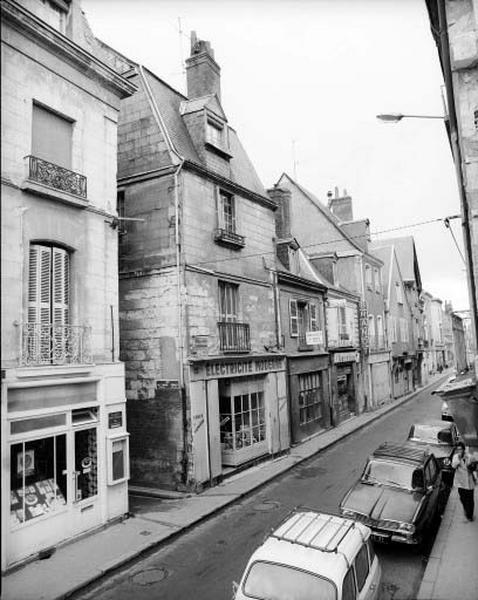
[214,228,246,249]
[205,141,233,160]
[21,179,89,208]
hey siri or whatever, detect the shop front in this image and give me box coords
[331,351,360,423]
[288,354,330,444]
[188,354,289,486]
[368,352,392,407]
[2,373,129,570]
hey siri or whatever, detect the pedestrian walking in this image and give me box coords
[451,441,477,521]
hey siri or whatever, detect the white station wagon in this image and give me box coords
[233,510,381,600]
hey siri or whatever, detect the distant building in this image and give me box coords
[1,0,135,570]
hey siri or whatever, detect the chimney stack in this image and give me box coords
[185,31,221,101]
[268,185,292,239]
[327,187,353,222]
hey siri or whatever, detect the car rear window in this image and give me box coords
[354,545,369,591]
[243,561,336,600]
[409,424,448,444]
[363,459,415,489]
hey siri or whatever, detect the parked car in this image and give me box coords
[406,420,462,486]
[233,510,381,600]
[340,442,447,546]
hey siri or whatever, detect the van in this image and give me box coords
[233,510,381,600]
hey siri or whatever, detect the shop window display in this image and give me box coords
[220,391,266,451]
[74,427,98,501]
[10,434,67,526]
[298,372,323,425]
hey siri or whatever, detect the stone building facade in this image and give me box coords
[426,0,478,370]
[111,35,289,490]
[1,0,134,570]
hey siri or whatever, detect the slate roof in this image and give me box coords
[142,68,268,198]
[376,236,422,290]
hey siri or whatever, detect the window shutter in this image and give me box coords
[289,299,298,337]
[215,187,223,229]
[52,247,69,325]
[32,104,72,168]
[309,302,318,331]
[326,306,338,346]
[28,244,52,324]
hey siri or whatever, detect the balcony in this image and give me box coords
[214,228,245,250]
[218,321,251,353]
[21,323,92,366]
[22,155,88,207]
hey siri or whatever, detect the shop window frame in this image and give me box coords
[298,371,323,425]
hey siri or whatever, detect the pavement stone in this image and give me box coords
[3,372,469,600]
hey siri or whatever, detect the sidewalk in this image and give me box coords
[2,373,452,600]
[417,488,478,600]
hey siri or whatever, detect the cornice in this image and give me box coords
[1,0,136,98]
[277,270,327,294]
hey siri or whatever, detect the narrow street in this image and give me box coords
[76,384,445,600]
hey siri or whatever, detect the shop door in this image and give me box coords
[371,363,390,405]
[69,425,101,536]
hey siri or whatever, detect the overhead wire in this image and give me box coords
[190,214,461,268]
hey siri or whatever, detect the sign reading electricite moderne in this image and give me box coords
[192,356,285,379]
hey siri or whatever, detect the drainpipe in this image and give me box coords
[437,0,478,355]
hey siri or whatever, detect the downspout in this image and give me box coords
[437,0,478,352]
[138,67,188,477]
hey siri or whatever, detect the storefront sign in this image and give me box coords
[194,356,284,380]
[108,411,123,429]
[306,330,324,345]
[333,351,359,364]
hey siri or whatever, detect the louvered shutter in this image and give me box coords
[52,248,69,363]
[290,299,298,337]
[216,188,224,229]
[326,306,338,346]
[28,245,52,362]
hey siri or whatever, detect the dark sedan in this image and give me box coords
[340,442,447,546]
[406,420,462,486]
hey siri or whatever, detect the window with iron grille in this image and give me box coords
[298,372,323,425]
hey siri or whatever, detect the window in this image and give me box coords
[32,103,73,169]
[207,120,223,147]
[354,544,370,592]
[368,315,375,347]
[374,268,381,293]
[219,386,266,452]
[218,190,236,233]
[298,372,323,424]
[342,567,357,600]
[28,244,70,363]
[424,458,438,485]
[290,300,322,342]
[474,109,478,130]
[376,315,384,347]
[219,281,239,322]
[290,299,299,336]
[388,316,397,343]
[365,264,372,289]
[400,318,409,342]
[396,282,403,304]
[10,434,67,526]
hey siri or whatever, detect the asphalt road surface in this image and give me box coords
[76,385,446,600]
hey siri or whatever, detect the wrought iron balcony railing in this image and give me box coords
[218,321,251,353]
[25,155,87,198]
[214,228,246,249]
[21,323,92,366]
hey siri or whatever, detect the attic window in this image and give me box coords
[207,120,223,147]
[474,109,478,130]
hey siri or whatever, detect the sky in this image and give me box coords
[82,0,471,312]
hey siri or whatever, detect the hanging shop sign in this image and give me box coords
[306,330,324,345]
[333,351,360,364]
[191,356,285,380]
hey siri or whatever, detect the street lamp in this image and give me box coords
[376,113,444,123]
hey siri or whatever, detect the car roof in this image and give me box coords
[372,442,429,465]
[410,420,454,430]
[247,511,370,584]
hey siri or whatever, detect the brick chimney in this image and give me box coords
[327,187,353,222]
[185,32,221,101]
[267,185,292,239]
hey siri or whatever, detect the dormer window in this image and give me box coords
[207,119,224,147]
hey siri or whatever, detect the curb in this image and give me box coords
[61,373,447,599]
